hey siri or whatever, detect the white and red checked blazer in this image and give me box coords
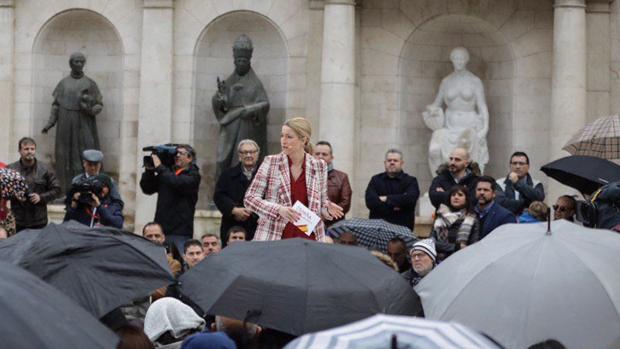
[244,152,331,241]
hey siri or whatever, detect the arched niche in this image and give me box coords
[398,14,514,187]
[32,9,123,182]
[193,11,288,208]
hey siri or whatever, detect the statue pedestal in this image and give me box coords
[416,193,435,238]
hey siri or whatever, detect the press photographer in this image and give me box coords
[63,174,124,228]
[140,144,201,254]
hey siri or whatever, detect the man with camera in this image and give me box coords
[64,173,124,228]
[70,149,124,207]
[8,137,62,232]
[140,144,201,255]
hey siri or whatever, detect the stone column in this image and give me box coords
[134,0,174,232]
[318,0,356,178]
[549,0,587,200]
[0,0,13,161]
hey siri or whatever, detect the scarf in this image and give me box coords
[433,204,475,243]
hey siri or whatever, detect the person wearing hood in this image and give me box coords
[429,148,479,210]
[144,297,206,349]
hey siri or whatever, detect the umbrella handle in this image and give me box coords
[391,334,397,349]
[90,207,97,228]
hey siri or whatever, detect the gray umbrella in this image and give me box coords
[0,221,175,318]
[179,238,422,335]
[416,220,620,349]
[327,218,417,253]
[0,260,119,348]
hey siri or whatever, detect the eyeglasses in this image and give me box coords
[176,151,190,157]
[239,150,258,155]
[410,252,429,260]
[510,161,528,166]
[553,205,569,213]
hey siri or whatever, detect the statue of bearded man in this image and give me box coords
[212,34,270,178]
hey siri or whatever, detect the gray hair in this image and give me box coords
[200,232,220,242]
[237,139,260,153]
[385,148,403,160]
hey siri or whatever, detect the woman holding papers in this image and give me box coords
[244,117,343,241]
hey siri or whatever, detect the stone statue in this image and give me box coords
[42,52,103,192]
[423,47,489,175]
[212,34,270,178]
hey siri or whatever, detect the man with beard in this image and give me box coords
[474,176,516,239]
[429,147,478,210]
[212,34,270,178]
[402,239,436,288]
[8,137,61,231]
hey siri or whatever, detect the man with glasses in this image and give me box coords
[402,239,436,288]
[140,144,201,254]
[553,195,577,221]
[496,151,545,215]
[214,139,260,243]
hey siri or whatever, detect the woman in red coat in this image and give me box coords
[244,117,343,241]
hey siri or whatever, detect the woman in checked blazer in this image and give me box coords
[244,117,343,241]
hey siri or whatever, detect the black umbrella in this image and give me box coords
[179,238,422,336]
[0,221,175,318]
[0,260,118,348]
[540,155,620,195]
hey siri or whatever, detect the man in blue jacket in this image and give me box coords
[365,149,420,230]
[474,176,516,239]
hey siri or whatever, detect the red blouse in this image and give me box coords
[282,156,316,240]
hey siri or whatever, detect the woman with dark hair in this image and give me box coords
[431,185,479,261]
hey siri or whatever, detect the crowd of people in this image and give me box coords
[0,115,606,349]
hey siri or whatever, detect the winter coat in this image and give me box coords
[428,168,478,210]
[8,159,61,227]
[496,174,545,215]
[140,164,201,237]
[365,171,420,230]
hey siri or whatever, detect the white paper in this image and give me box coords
[292,201,321,236]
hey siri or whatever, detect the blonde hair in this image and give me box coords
[283,117,313,153]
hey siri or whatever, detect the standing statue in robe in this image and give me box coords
[423,47,489,175]
[212,34,270,178]
[42,52,103,191]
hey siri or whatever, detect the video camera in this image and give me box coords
[71,176,105,206]
[142,144,180,169]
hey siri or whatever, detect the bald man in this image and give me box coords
[429,148,479,209]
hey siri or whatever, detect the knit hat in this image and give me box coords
[411,239,437,263]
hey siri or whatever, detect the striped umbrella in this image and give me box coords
[284,314,501,349]
[327,218,417,253]
[563,114,620,159]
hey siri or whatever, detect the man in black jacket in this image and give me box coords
[365,149,420,230]
[213,139,259,244]
[140,144,201,255]
[495,151,545,215]
[429,147,478,210]
[8,137,61,231]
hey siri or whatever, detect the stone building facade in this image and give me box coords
[0,0,616,234]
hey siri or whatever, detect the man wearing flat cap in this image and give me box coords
[42,52,103,192]
[66,149,124,211]
[64,173,123,229]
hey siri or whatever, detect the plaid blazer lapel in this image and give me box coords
[277,153,292,206]
[305,155,318,212]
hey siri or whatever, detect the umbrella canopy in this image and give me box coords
[416,220,620,349]
[179,238,422,335]
[0,221,175,318]
[327,218,417,253]
[563,114,620,159]
[0,168,27,201]
[540,155,620,194]
[284,314,501,349]
[0,260,119,348]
